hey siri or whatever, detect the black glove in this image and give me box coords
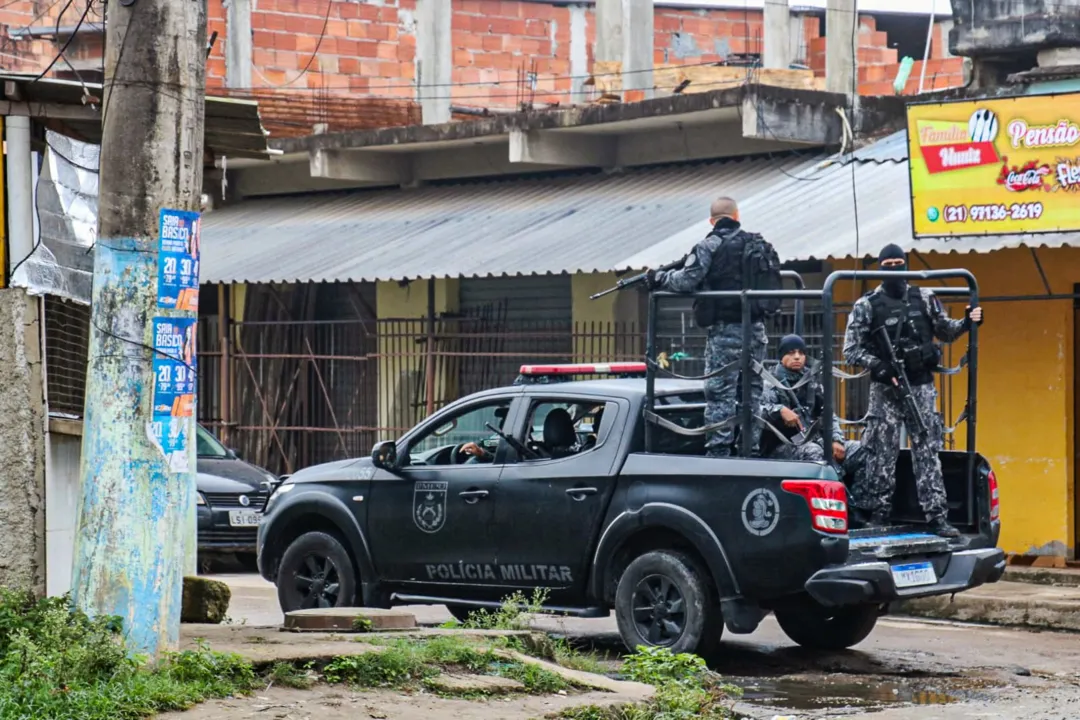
[870,360,896,383]
[644,269,661,290]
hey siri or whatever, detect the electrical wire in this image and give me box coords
[29,0,91,83]
[250,0,332,89]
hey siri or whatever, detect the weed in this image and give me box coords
[555,646,743,720]
[460,588,549,631]
[266,661,317,690]
[0,591,257,720]
[351,617,373,633]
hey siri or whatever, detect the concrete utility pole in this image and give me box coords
[71,0,206,660]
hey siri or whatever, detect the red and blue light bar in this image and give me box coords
[518,362,648,375]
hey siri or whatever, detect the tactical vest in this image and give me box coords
[691,228,782,327]
[867,285,939,386]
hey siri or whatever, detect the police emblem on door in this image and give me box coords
[741,488,780,537]
[414,480,448,533]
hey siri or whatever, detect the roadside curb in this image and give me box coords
[892,581,1080,632]
[1004,566,1080,588]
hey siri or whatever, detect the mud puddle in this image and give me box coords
[732,673,964,712]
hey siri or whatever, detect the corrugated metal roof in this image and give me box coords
[200,153,822,284]
[622,147,1080,269]
[849,130,909,164]
[202,131,1080,285]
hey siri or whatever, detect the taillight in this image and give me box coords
[988,470,1000,522]
[781,480,848,534]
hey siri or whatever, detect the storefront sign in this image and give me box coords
[906,93,1080,237]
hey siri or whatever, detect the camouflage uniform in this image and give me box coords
[843,285,971,521]
[655,228,768,457]
[760,363,869,483]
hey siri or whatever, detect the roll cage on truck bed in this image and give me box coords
[256,267,1005,656]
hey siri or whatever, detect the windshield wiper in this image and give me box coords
[485,422,541,460]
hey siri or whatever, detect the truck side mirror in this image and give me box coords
[372,441,399,471]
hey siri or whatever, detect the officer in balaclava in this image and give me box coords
[841,243,983,537]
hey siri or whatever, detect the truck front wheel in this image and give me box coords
[774,599,879,650]
[614,550,721,657]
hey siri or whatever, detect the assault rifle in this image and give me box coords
[589,256,687,300]
[875,326,929,439]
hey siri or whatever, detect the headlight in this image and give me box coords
[196,492,207,506]
[264,482,295,513]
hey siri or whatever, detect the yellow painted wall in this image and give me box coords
[913,247,1078,557]
[570,271,645,363]
[375,279,459,434]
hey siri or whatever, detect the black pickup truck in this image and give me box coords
[257,352,1004,654]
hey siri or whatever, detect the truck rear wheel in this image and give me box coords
[614,550,722,657]
[774,599,879,650]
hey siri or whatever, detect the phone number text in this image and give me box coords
[942,203,1045,223]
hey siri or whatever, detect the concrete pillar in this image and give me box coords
[826,0,857,97]
[224,0,252,89]
[764,0,792,69]
[936,19,955,59]
[622,0,654,99]
[5,116,33,281]
[0,288,45,595]
[595,0,622,64]
[417,0,452,125]
[569,4,589,103]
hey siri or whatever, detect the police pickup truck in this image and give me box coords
[257,353,1004,654]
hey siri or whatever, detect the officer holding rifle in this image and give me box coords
[842,244,983,538]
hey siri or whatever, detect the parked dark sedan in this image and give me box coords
[196,425,278,564]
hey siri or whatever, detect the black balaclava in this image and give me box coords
[878,243,907,298]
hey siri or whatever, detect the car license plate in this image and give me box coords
[891,561,937,589]
[228,510,263,527]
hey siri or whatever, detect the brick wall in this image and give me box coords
[3,0,965,113]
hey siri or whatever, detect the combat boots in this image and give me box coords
[928,517,960,538]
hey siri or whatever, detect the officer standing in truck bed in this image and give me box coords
[842,243,983,538]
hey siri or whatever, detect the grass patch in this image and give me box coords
[553,645,743,720]
[444,589,606,675]
[0,589,258,720]
[265,661,317,690]
[324,635,573,695]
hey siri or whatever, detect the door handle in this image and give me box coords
[459,489,490,500]
[566,487,597,497]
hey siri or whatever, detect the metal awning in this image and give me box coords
[200,153,823,284]
[0,73,270,159]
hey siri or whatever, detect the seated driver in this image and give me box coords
[459,406,508,463]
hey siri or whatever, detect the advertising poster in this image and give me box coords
[148,417,190,473]
[906,93,1080,238]
[151,317,197,419]
[157,208,201,311]
[150,317,196,470]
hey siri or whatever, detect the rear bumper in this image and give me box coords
[804,548,1007,607]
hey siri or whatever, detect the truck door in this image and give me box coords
[491,396,625,599]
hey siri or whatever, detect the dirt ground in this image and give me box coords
[158,686,630,720]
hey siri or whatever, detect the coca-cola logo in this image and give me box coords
[996,157,1052,192]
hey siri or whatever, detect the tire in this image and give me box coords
[446,605,475,624]
[614,550,722,657]
[276,531,358,613]
[774,598,879,650]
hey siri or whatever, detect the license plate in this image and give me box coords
[891,561,937,589]
[228,510,263,527]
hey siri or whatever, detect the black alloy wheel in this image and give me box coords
[276,531,357,613]
[294,554,342,609]
[631,573,687,646]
